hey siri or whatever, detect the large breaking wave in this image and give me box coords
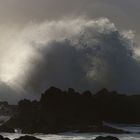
[0,18,139,103]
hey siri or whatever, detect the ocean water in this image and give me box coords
[1,124,140,140]
[1,132,140,140]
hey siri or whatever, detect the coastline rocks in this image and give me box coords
[0,135,10,140]
[0,124,14,133]
[94,136,120,140]
[0,87,138,134]
[14,136,42,140]
[0,135,42,140]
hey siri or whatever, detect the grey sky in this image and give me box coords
[0,0,139,43]
[0,0,138,23]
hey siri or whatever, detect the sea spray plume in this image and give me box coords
[0,18,139,103]
[23,18,139,93]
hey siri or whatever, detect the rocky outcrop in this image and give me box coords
[0,135,10,140]
[94,136,120,140]
[0,124,14,133]
[1,87,140,134]
[14,136,41,140]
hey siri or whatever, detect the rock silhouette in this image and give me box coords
[0,135,10,140]
[1,87,140,133]
[94,136,120,140]
[14,136,41,140]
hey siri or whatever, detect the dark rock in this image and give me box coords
[14,135,41,140]
[0,125,14,133]
[0,135,10,140]
[94,136,120,140]
[1,87,140,134]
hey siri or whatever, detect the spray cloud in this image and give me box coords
[0,18,139,103]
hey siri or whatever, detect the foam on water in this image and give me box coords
[1,123,140,139]
[1,132,140,140]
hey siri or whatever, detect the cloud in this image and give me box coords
[0,18,140,103]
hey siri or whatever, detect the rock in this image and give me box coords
[14,135,42,140]
[0,124,14,133]
[0,135,10,140]
[94,136,120,140]
[2,87,140,134]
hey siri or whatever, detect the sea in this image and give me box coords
[1,124,140,140]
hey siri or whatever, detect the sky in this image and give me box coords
[0,1,139,29]
[0,0,140,103]
[0,0,140,46]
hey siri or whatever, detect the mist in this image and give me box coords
[0,18,140,103]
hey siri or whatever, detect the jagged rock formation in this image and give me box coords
[0,135,10,140]
[0,101,17,125]
[14,136,41,140]
[94,136,120,140]
[0,87,140,133]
